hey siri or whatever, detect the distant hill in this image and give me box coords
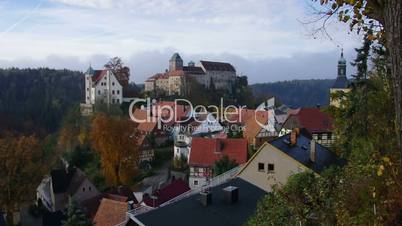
[0,68,84,135]
[251,79,335,108]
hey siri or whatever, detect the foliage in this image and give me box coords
[104,57,130,86]
[0,134,49,226]
[172,154,188,171]
[63,146,94,169]
[252,79,335,108]
[213,155,238,176]
[90,113,140,186]
[248,170,339,226]
[0,68,83,135]
[61,198,92,226]
[249,36,402,225]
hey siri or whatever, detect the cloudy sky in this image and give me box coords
[0,0,362,83]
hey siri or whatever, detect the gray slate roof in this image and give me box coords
[135,178,266,226]
[200,60,236,72]
[269,134,344,173]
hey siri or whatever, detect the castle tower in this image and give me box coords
[330,49,350,107]
[169,53,183,71]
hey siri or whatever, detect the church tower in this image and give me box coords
[337,50,347,78]
[169,53,183,71]
[330,50,350,107]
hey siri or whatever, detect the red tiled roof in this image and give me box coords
[81,193,129,219]
[91,70,107,85]
[153,101,190,123]
[189,138,248,167]
[243,112,269,142]
[93,198,127,226]
[132,109,158,132]
[143,179,190,207]
[146,70,185,82]
[286,108,333,133]
[226,108,268,124]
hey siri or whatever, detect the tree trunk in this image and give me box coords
[384,0,402,167]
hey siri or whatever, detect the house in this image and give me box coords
[225,107,277,148]
[173,136,190,161]
[132,108,168,146]
[93,198,128,226]
[137,134,155,163]
[330,50,351,107]
[81,185,138,219]
[238,131,343,192]
[126,178,266,226]
[81,66,137,115]
[188,138,248,189]
[36,166,100,212]
[143,179,190,207]
[281,107,335,147]
[144,53,237,95]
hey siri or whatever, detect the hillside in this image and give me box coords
[0,68,84,135]
[251,79,335,108]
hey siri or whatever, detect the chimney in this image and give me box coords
[310,140,316,162]
[127,200,134,211]
[199,190,212,206]
[223,186,239,204]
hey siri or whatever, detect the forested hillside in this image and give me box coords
[0,68,84,135]
[251,79,335,107]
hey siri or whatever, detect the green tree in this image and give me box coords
[248,170,339,226]
[316,0,402,173]
[213,155,238,176]
[61,198,92,226]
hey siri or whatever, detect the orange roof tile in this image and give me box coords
[93,198,127,226]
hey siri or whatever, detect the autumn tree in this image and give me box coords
[90,113,140,186]
[0,134,48,226]
[104,57,130,87]
[314,0,402,169]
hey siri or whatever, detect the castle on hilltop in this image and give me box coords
[144,53,237,95]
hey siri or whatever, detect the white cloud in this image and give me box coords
[0,0,362,82]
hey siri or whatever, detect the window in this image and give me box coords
[112,90,115,94]
[87,88,89,91]
[258,163,265,172]
[117,90,120,94]
[112,99,115,104]
[112,82,115,86]
[317,133,322,140]
[98,90,101,95]
[82,187,85,192]
[194,180,198,186]
[104,76,107,80]
[268,164,275,173]
[328,133,332,140]
[89,186,92,191]
[117,99,120,103]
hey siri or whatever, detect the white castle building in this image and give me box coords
[81,66,136,115]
